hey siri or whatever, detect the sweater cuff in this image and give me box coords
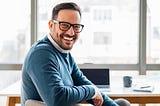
[91,85,100,99]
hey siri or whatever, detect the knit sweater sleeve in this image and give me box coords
[27,47,95,106]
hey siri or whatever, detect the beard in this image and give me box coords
[57,33,77,50]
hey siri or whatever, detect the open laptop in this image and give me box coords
[80,68,111,92]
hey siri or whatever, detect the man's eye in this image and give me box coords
[74,25,80,28]
[61,23,70,28]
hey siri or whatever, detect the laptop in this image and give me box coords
[80,68,111,92]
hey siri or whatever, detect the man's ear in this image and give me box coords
[48,20,54,30]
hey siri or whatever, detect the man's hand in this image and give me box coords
[91,85,103,106]
[92,86,103,106]
[92,92,103,106]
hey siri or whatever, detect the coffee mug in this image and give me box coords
[123,76,132,87]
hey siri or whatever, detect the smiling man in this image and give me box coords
[21,2,130,106]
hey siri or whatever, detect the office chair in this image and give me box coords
[25,100,92,106]
[25,100,46,106]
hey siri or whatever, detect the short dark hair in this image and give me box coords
[51,2,81,20]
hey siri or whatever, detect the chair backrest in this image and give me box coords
[25,100,93,106]
[25,100,46,106]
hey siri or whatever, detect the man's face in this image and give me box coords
[48,9,81,50]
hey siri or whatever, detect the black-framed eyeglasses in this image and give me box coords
[53,20,84,33]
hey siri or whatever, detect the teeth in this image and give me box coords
[63,36,73,41]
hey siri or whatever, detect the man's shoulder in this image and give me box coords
[31,37,55,52]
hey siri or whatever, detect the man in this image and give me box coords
[21,2,130,106]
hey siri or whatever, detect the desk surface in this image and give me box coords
[0,75,160,96]
[0,81,20,97]
[107,75,160,96]
[0,75,160,104]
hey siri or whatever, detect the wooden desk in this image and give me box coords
[0,76,160,106]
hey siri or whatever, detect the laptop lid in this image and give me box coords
[80,68,110,89]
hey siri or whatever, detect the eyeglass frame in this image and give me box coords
[52,20,84,33]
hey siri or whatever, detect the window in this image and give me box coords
[147,0,160,64]
[0,0,159,80]
[0,1,30,105]
[94,32,112,45]
[0,0,30,63]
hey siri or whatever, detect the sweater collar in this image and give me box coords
[47,34,70,53]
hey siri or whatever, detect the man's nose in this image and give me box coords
[66,26,75,35]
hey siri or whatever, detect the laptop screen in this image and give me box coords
[80,68,110,88]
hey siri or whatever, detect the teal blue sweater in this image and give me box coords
[21,35,118,106]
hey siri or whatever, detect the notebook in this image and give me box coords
[80,68,111,92]
[133,84,154,92]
